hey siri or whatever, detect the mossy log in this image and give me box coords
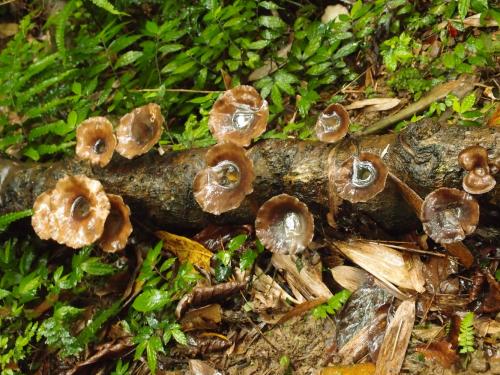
[1,120,499,237]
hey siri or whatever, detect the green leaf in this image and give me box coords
[227,234,248,252]
[132,289,171,312]
[216,250,232,266]
[458,0,471,19]
[0,288,10,299]
[0,210,33,232]
[460,93,476,113]
[89,0,128,15]
[258,16,286,29]
[248,40,270,50]
[80,258,116,276]
[458,312,475,353]
[312,289,351,319]
[115,51,143,69]
[259,1,280,10]
[172,329,188,345]
[333,42,359,59]
[240,249,258,270]
[146,336,163,374]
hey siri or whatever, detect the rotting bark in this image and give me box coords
[1,120,499,236]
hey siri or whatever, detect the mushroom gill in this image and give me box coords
[315,103,349,143]
[458,145,496,194]
[48,175,110,248]
[193,143,254,215]
[255,194,314,255]
[98,194,132,253]
[76,117,117,167]
[208,85,269,147]
[115,103,164,159]
[333,152,388,203]
[420,187,479,244]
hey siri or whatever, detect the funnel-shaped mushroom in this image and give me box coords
[255,194,314,255]
[420,187,479,244]
[98,194,132,252]
[76,117,117,167]
[315,103,349,143]
[116,103,164,159]
[32,190,55,240]
[458,145,496,194]
[49,175,110,248]
[333,152,388,203]
[208,85,269,147]
[193,143,254,215]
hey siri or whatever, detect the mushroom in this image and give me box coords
[76,117,117,167]
[115,103,164,159]
[48,175,110,248]
[208,85,269,147]
[315,103,349,143]
[32,190,55,240]
[333,152,388,203]
[98,194,132,252]
[420,187,479,244]
[458,145,496,194]
[193,142,254,215]
[255,194,314,255]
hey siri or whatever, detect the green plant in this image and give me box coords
[458,312,475,353]
[381,32,419,72]
[0,210,33,232]
[312,289,351,319]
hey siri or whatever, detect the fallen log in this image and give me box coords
[1,120,498,237]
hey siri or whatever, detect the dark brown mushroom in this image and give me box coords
[76,117,117,167]
[115,103,164,159]
[333,152,388,203]
[255,194,314,255]
[315,103,349,143]
[98,194,132,253]
[48,175,110,248]
[458,145,496,194]
[193,143,254,215]
[420,187,479,244]
[208,85,269,147]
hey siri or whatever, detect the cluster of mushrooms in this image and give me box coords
[32,104,165,251]
[31,86,496,258]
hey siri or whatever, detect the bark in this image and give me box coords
[1,119,499,235]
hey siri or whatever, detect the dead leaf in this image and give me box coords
[321,363,376,375]
[248,41,292,81]
[180,304,222,332]
[331,266,367,292]
[156,230,213,271]
[0,23,19,38]
[375,300,416,375]
[345,98,401,112]
[438,13,498,29]
[334,241,425,293]
[321,5,349,24]
[488,103,500,127]
[474,317,500,338]
[188,360,222,375]
[276,297,328,324]
[415,340,458,369]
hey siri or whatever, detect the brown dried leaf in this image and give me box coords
[345,98,401,112]
[248,41,292,81]
[374,300,416,375]
[180,304,222,332]
[415,340,459,369]
[156,230,213,271]
[474,317,500,338]
[331,266,367,292]
[188,360,221,375]
[276,297,328,325]
[0,23,19,38]
[321,363,376,375]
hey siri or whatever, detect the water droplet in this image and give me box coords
[232,105,256,130]
[319,111,342,133]
[93,138,107,154]
[71,195,91,221]
[211,160,241,188]
[351,159,377,188]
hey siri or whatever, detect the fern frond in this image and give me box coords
[89,0,128,16]
[312,289,351,319]
[55,0,76,61]
[0,210,33,232]
[458,312,475,353]
[28,120,74,141]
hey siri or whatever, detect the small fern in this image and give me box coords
[458,312,475,353]
[55,0,76,61]
[89,0,127,16]
[0,210,33,232]
[312,289,351,319]
[28,120,74,141]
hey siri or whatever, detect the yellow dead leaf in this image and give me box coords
[321,363,376,375]
[155,230,213,271]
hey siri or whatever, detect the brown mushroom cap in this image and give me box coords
[255,194,314,255]
[76,117,117,167]
[32,190,56,240]
[115,103,164,159]
[49,175,110,249]
[98,194,132,253]
[334,152,388,203]
[420,187,479,244]
[458,145,489,171]
[315,103,349,143]
[208,85,269,147]
[463,168,496,194]
[193,143,254,215]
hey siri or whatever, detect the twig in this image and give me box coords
[367,241,446,257]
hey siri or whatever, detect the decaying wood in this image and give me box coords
[1,120,499,240]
